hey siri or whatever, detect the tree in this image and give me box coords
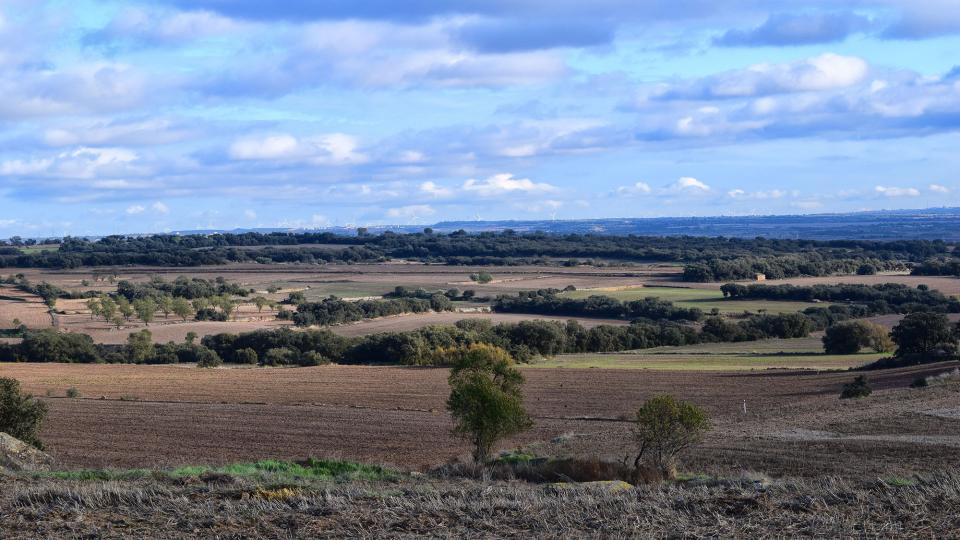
[253,296,270,313]
[133,298,157,326]
[0,377,48,449]
[235,347,258,364]
[116,297,134,321]
[172,297,194,321]
[216,295,237,320]
[157,295,174,318]
[99,296,117,322]
[856,263,877,275]
[196,347,222,368]
[446,344,532,463]
[632,395,710,479]
[823,321,891,355]
[185,331,198,344]
[192,297,211,313]
[469,271,493,284]
[85,298,101,320]
[892,312,957,356]
[126,329,153,363]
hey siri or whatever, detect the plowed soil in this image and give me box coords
[3,361,958,476]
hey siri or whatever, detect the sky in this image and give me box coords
[1,0,959,236]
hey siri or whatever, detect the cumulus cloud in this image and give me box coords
[151,201,170,214]
[0,147,142,180]
[229,133,367,165]
[616,182,652,196]
[716,12,871,47]
[929,184,950,193]
[875,185,920,197]
[419,181,453,198]
[651,54,869,100]
[727,189,791,199]
[462,173,557,196]
[666,177,711,194]
[125,204,145,215]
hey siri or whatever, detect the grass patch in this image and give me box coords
[170,458,397,482]
[36,469,152,481]
[561,286,825,314]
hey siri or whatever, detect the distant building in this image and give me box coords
[754,273,766,281]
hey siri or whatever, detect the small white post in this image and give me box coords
[742,400,747,414]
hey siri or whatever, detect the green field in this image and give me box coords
[525,336,883,371]
[16,244,60,254]
[562,286,824,314]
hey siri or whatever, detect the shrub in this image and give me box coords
[235,347,259,365]
[447,344,532,463]
[910,377,929,389]
[823,321,893,355]
[66,387,80,398]
[632,395,710,479]
[298,350,329,366]
[196,347,222,368]
[0,377,48,449]
[892,312,957,357]
[263,347,299,366]
[840,375,872,399]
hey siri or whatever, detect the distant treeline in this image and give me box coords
[0,231,951,272]
[116,276,251,300]
[721,283,960,314]
[1,311,823,366]
[288,296,455,327]
[910,258,960,277]
[492,289,703,322]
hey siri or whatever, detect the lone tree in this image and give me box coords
[823,321,893,355]
[633,395,710,479]
[892,312,958,357]
[446,344,532,463]
[0,377,48,449]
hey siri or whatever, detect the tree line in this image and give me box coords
[1,230,950,270]
[720,283,960,314]
[492,289,703,322]
[287,295,456,327]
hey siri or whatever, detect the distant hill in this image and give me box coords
[87,207,960,242]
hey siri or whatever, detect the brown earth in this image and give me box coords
[3,361,957,477]
[0,287,52,329]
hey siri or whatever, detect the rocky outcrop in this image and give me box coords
[0,432,54,473]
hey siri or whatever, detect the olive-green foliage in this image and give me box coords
[892,312,958,356]
[823,321,893,354]
[0,377,48,449]
[126,329,153,363]
[446,344,533,463]
[633,395,710,478]
[840,375,872,399]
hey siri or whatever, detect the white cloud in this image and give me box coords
[462,173,557,196]
[616,181,652,196]
[665,177,711,194]
[151,201,169,214]
[929,183,951,193]
[419,181,453,198]
[386,205,436,220]
[727,188,789,199]
[229,133,367,165]
[875,185,920,197]
[125,204,145,215]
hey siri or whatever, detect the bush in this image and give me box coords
[447,344,532,463]
[298,350,329,366]
[196,347,222,368]
[910,377,929,389]
[632,395,710,479]
[235,347,259,364]
[66,387,80,398]
[823,321,892,354]
[263,347,299,366]
[840,375,872,399]
[0,377,48,449]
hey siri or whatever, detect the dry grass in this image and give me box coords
[1,470,958,538]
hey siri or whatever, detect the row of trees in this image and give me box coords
[720,283,960,314]
[289,296,455,327]
[84,293,248,327]
[2,230,949,269]
[493,289,703,322]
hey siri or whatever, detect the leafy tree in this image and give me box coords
[191,297,211,312]
[823,321,891,354]
[287,291,306,305]
[126,329,154,363]
[99,296,117,322]
[116,296,134,321]
[0,377,48,449]
[892,312,957,356]
[216,295,237,320]
[856,263,877,275]
[185,331,198,345]
[632,395,710,479]
[133,298,157,325]
[469,271,493,284]
[446,344,532,463]
[157,295,174,318]
[172,297,194,321]
[235,347,258,364]
[85,298,101,320]
[253,296,270,313]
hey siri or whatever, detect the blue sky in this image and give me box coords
[1,0,959,236]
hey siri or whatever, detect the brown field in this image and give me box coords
[0,287,52,329]
[3,361,958,478]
